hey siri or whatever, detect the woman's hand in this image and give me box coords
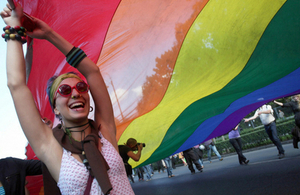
[1,3,53,40]
[26,16,53,40]
[0,3,22,26]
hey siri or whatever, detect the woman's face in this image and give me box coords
[54,78,90,124]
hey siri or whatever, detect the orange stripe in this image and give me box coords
[96,0,209,140]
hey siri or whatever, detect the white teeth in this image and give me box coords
[70,102,84,109]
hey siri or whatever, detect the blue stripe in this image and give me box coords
[68,50,84,65]
[66,47,80,62]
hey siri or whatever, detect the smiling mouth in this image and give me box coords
[69,102,85,109]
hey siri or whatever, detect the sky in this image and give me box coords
[0,1,28,159]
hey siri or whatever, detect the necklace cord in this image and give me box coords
[63,121,90,143]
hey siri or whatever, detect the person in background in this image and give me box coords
[178,152,188,166]
[244,104,285,159]
[163,156,175,178]
[228,124,249,165]
[182,148,203,174]
[204,139,223,163]
[118,138,144,183]
[156,160,165,173]
[193,144,204,169]
[136,167,144,181]
[171,155,177,169]
[274,95,300,149]
[0,157,42,195]
[142,164,152,181]
[278,110,285,119]
[149,164,154,176]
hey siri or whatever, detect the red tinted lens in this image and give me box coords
[58,84,72,96]
[76,82,88,93]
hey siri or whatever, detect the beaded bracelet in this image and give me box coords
[1,26,27,44]
[66,46,87,68]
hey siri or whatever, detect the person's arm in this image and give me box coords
[27,16,117,150]
[127,144,143,161]
[22,160,43,176]
[233,124,239,130]
[274,100,292,108]
[274,100,283,107]
[244,111,259,122]
[1,3,62,181]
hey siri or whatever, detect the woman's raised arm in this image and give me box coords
[1,4,62,181]
[27,16,117,148]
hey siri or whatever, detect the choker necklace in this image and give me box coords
[63,121,92,172]
[64,121,90,130]
[63,121,90,144]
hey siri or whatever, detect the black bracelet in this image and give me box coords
[66,46,87,68]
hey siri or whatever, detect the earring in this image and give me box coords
[54,109,60,116]
[90,106,94,112]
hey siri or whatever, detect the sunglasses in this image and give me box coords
[55,81,89,97]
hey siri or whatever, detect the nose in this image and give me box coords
[70,87,82,99]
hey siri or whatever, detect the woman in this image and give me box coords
[228,124,249,165]
[274,95,300,148]
[1,3,134,195]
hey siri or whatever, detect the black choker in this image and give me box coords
[63,121,90,143]
[64,121,90,130]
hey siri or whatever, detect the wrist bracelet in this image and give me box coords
[66,46,87,68]
[2,25,27,44]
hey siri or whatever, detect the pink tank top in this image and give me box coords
[58,134,135,195]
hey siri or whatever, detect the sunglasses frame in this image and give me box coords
[55,81,89,98]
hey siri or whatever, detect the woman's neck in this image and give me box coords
[62,120,92,141]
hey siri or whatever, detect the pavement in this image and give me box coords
[131,141,300,195]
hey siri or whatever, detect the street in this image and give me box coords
[132,142,300,195]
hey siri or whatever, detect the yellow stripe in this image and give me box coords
[120,0,286,167]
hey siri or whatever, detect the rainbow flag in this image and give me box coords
[20,0,299,169]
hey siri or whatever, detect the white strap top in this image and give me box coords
[57,134,135,195]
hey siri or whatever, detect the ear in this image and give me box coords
[54,108,60,116]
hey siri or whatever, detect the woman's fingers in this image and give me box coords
[2,7,12,15]
[6,3,13,10]
[0,9,10,20]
